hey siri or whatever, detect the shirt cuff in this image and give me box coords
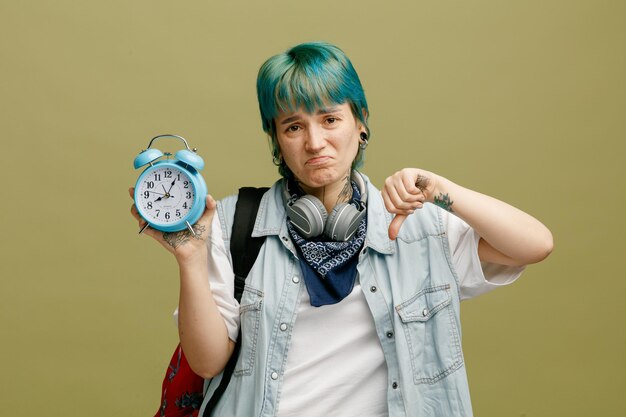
[459,230,526,300]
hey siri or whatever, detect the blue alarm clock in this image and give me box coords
[133,134,207,234]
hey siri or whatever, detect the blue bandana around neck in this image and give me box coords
[286,178,367,307]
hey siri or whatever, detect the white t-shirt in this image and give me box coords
[176,209,524,417]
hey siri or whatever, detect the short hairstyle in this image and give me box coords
[256,41,370,177]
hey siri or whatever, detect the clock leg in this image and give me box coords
[138,223,150,235]
[185,221,197,237]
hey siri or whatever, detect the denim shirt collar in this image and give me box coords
[250,173,395,255]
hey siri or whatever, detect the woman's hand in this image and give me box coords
[382,168,441,240]
[129,187,217,263]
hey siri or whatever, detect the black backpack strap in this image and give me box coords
[203,186,269,416]
[230,187,270,301]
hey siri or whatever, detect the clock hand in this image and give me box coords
[167,180,176,194]
[154,195,174,203]
[147,191,166,196]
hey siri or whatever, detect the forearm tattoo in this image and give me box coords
[434,193,454,212]
[337,172,352,204]
[162,224,206,249]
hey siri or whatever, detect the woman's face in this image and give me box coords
[275,102,362,193]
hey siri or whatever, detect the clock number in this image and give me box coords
[183,181,189,188]
[177,173,181,181]
[143,191,150,199]
[165,170,172,178]
[155,209,160,217]
[165,212,171,220]
[154,174,161,181]
[182,202,188,209]
[147,202,152,209]
[146,181,155,189]
[176,209,181,217]
[186,192,192,199]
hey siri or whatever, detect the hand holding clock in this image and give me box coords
[129,187,217,263]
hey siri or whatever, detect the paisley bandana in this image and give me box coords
[286,180,367,306]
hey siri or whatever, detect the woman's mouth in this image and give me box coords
[305,156,331,166]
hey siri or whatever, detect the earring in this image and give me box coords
[359,132,369,150]
[272,153,283,166]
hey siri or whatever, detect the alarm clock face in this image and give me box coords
[136,165,196,226]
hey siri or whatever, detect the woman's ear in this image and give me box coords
[359,108,369,134]
[359,131,369,149]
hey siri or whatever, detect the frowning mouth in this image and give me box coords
[305,156,331,166]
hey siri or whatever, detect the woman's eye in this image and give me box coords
[287,125,301,132]
[326,117,337,124]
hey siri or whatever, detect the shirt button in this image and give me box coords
[370,286,377,293]
[280,323,288,331]
[271,372,279,380]
[292,276,300,284]
[422,308,428,317]
[386,331,394,338]
[392,382,398,389]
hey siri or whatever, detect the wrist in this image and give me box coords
[176,247,209,270]
[429,175,456,212]
[422,173,444,202]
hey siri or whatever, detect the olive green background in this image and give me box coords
[1,1,624,416]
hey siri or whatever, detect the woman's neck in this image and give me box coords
[298,171,352,213]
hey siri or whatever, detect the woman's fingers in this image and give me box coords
[195,195,217,227]
[383,173,425,213]
[396,171,427,203]
[383,169,437,240]
[402,171,422,194]
[200,195,217,220]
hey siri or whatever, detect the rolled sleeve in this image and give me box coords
[442,210,525,301]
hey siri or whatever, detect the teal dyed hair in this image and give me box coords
[256,41,370,177]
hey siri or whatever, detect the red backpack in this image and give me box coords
[153,187,268,417]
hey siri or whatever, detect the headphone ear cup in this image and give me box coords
[324,203,366,241]
[287,195,328,239]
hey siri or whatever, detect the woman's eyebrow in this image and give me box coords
[280,114,302,125]
[316,107,340,115]
[280,107,341,125]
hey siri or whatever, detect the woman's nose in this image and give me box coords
[305,126,326,152]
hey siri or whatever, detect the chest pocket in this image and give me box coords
[234,285,263,376]
[395,284,463,384]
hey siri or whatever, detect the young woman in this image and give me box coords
[131,41,552,417]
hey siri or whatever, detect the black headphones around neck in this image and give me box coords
[283,171,367,241]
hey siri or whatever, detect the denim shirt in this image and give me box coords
[200,174,474,417]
